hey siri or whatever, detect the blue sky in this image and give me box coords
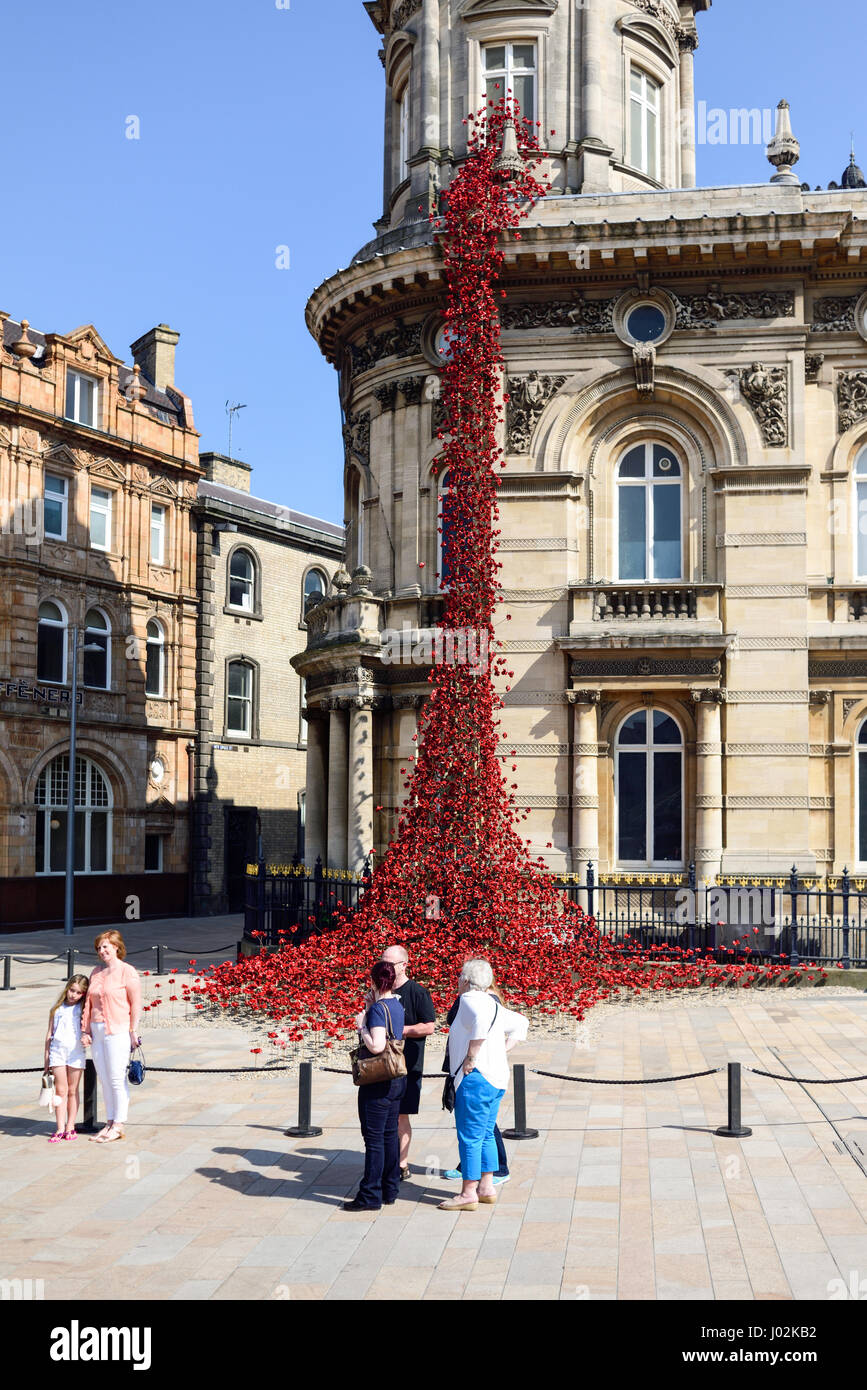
[1,1,864,525]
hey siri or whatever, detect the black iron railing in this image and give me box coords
[244,859,867,968]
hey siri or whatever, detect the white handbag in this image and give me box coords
[38,1072,56,1111]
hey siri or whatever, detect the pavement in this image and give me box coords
[3,916,867,1301]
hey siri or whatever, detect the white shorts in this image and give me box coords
[49,1043,87,1070]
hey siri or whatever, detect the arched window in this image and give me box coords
[83,608,110,689]
[227,660,255,738]
[146,620,166,697]
[855,447,867,577]
[228,549,255,611]
[347,472,364,570]
[304,569,327,615]
[617,442,682,581]
[615,709,683,867]
[437,469,454,590]
[629,67,661,180]
[35,754,112,875]
[398,82,411,180]
[37,600,67,684]
[858,720,867,862]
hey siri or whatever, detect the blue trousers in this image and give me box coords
[455,1125,509,1178]
[356,1076,406,1209]
[454,1071,505,1182]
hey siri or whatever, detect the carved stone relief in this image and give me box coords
[811,295,859,332]
[837,372,867,433]
[506,372,566,453]
[501,295,616,333]
[673,286,795,329]
[805,354,825,383]
[348,320,424,375]
[343,412,371,467]
[728,363,788,446]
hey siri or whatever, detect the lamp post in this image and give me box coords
[63,627,105,939]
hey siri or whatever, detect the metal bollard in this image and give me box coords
[1,956,14,992]
[156,944,165,976]
[284,1061,323,1137]
[715,1062,753,1138]
[66,948,75,980]
[501,1064,539,1141]
[79,1059,99,1133]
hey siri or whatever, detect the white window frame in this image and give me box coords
[146,619,166,698]
[614,708,685,871]
[83,607,111,691]
[150,504,167,565]
[37,599,68,686]
[35,754,113,876]
[226,660,254,740]
[228,548,256,612]
[629,65,661,181]
[615,441,683,583]
[89,486,113,553]
[855,446,867,579]
[398,82,411,181]
[65,370,100,428]
[481,39,538,126]
[43,474,68,541]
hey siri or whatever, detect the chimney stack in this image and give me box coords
[130,324,180,391]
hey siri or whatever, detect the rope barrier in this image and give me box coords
[747,1066,867,1085]
[10,954,68,965]
[530,1066,724,1085]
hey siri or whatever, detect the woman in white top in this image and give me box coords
[439,958,529,1212]
[43,975,89,1143]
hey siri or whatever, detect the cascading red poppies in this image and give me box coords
[183,103,825,1039]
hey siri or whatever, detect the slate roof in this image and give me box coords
[197,478,344,540]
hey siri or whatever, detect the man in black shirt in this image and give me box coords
[381,945,436,1179]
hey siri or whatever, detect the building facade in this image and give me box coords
[192,454,344,912]
[0,316,200,927]
[295,0,867,887]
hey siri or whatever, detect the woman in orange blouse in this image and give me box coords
[81,930,142,1144]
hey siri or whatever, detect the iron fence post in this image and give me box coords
[284,1061,323,1137]
[79,1059,98,1133]
[257,846,266,942]
[66,948,75,980]
[501,1064,539,1141]
[687,861,696,955]
[789,865,800,968]
[715,1062,753,1138]
[842,867,851,971]
[1,956,14,991]
[586,862,595,920]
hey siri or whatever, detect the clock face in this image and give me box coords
[149,758,165,785]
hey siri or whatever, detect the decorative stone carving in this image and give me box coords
[341,664,376,685]
[349,320,424,375]
[374,381,400,412]
[349,565,374,597]
[805,354,825,383]
[431,396,448,436]
[343,412,371,468]
[691,688,726,704]
[132,464,149,484]
[808,689,831,706]
[632,342,655,396]
[626,0,678,38]
[393,692,423,710]
[389,0,421,31]
[331,567,352,595]
[506,372,567,453]
[351,692,375,711]
[843,698,863,722]
[567,690,601,706]
[811,295,859,332]
[399,375,425,405]
[837,371,867,432]
[501,295,616,333]
[673,286,795,329]
[729,363,788,446]
[811,660,867,678]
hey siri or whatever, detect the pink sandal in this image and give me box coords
[48,1132,65,1143]
[62,1130,77,1141]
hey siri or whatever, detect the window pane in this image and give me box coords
[653,752,682,862]
[230,551,252,580]
[74,812,86,872]
[145,834,162,872]
[630,97,643,168]
[857,450,867,477]
[618,752,647,861]
[44,499,63,536]
[512,44,535,70]
[83,635,108,688]
[484,46,505,70]
[630,69,642,95]
[858,483,867,575]
[45,475,66,497]
[228,664,250,698]
[647,107,658,178]
[65,375,76,419]
[652,483,681,579]
[38,624,64,683]
[81,379,96,426]
[227,698,249,734]
[485,77,504,108]
[859,723,867,747]
[146,640,162,696]
[619,712,647,745]
[85,608,107,631]
[653,711,681,745]
[49,813,68,873]
[619,446,645,479]
[513,74,535,120]
[619,486,647,580]
[653,446,680,477]
[861,754,867,860]
[151,508,165,563]
[36,813,45,873]
[229,575,252,609]
[90,814,108,872]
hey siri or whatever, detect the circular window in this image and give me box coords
[626,304,667,343]
[149,757,165,785]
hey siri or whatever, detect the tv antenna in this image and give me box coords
[226,400,247,461]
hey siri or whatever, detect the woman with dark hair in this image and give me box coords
[342,960,407,1212]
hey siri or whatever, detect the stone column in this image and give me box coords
[569,690,601,880]
[577,1,611,191]
[348,694,375,872]
[326,699,349,870]
[678,34,698,189]
[420,0,440,151]
[693,690,724,885]
[393,694,422,814]
[303,710,328,870]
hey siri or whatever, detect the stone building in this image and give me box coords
[294,0,867,887]
[0,315,200,927]
[192,455,343,912]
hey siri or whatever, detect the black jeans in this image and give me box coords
[355,1075,407,1209]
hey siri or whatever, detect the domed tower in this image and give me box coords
[296,0,867,901]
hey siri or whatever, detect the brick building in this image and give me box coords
[0,315,200,927]
[192,455,344,912]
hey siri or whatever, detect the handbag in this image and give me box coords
[128,1044,146,1086]
[442,999,498,1112]
[350,1000,406,1087]
[38,1071,56,1110]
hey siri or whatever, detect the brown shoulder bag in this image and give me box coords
[350,999,407,1087]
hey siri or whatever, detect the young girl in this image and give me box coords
[43,975,89,1143]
